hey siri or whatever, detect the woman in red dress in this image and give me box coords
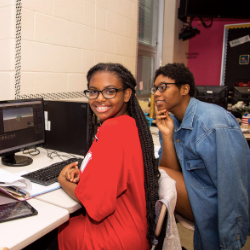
[58,63,159,250]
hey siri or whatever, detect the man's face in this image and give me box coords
[153,75,183,113]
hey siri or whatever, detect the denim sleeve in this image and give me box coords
[197,127,250,249]
[158,131,162,166]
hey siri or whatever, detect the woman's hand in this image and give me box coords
[58,161,81,204]
[155,108,174,138]
[59,162,80,183]
[66,167,80,183]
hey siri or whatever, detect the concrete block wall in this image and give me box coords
[0,0,138,100]
[0,0,16,100]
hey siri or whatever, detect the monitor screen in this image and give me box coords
[0,99,45,167]
[195,85,228,109]
[233,87,250,103]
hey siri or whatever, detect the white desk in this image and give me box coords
[0,148,82,250]
[0,199,69,250]
[0,148,79,175]
[36,188,82,213]
[0,129,160,249]
[1,148,82,213]
[1,128,159,214]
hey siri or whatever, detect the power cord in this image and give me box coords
[22,146,40,156]
[44,148,78,161]
[198,17,213,28]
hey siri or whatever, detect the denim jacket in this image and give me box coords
[158,97,250,250]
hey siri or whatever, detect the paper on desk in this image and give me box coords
[14,171,61,197]
[0,168,32,192]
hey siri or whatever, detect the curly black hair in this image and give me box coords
[154,63,196,97]
[86,63,159,245]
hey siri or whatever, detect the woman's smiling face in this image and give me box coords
[88,71,131,122]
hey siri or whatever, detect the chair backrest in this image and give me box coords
[152,204,168,250]
[155,204,167,237]
[152,169,182,250]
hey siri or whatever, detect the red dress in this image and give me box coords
[58,115,149,250]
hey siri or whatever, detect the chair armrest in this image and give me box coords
[155,203,167,237]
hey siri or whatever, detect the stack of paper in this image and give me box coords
[0,169,60,201]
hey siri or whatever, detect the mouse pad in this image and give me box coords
[0,200,38,223]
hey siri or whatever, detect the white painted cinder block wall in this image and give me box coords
[0,0,16,100]
[0,0,138,101]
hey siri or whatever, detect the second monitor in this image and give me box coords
[43,100,91,156]
[233,87,250,104]
[195,85,228,109]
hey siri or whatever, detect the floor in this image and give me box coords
[177,223,250,250]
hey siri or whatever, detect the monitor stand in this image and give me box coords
[1,153,33,167]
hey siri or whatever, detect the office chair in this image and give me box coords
[151,203,168,250]
[151,169,182,250]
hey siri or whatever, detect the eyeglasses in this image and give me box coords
[151,83,175,95]
[84,88,125,99]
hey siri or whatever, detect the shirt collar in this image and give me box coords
[171,97,197,132]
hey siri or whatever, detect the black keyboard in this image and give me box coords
[21,157,83,186]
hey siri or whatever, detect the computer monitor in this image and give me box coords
[233,87,250,104]
[195,85,228,109]
[43,100,91,156]
[0,99,45,167]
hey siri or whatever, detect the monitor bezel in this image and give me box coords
[0,98,45,166]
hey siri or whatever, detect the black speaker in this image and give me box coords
[43,100,90,156]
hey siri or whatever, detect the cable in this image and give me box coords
[22,147,40,156]
[181,17,194,33]
[179,17,201,41]
[44,148,78,161]
[198,17,213,28]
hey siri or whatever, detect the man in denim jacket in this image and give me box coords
[152,63,250,250]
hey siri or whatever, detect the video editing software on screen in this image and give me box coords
[0,100,45,155]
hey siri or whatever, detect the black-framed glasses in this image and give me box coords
[151,83,175,95]
[84,88,125,99]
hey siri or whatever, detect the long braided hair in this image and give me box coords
[86,63,159,245]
